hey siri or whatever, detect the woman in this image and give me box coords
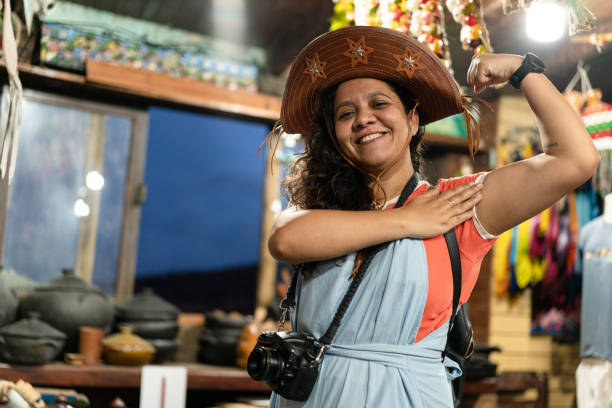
[266,26,599,407]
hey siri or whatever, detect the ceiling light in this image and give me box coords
[526,1,566,42]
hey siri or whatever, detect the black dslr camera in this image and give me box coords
[246,330,325,401]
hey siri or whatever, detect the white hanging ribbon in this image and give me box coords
[0,0,23,183]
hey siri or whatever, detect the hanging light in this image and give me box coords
[86,170,105,191]
[526,1,566,42]
[74,198,90,217]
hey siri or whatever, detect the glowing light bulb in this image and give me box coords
[86,171,105,191]
[74,199,90,217]
[526,2,566,42]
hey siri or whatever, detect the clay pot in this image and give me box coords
[198,312,249,366]
[18,269,114,352]
[121,320,179,340]
[0,312,67,364]
[114,288,180,322]
[102,326,155,366]
[148,338,179,364]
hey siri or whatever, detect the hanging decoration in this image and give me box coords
[0,0,24,184]
[446,0,493,55]
[502,0,596,36]
[570,32,612,53]
[564,61,612,197]
[330,0,493,73]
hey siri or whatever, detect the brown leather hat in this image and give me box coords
[281,25,464,135]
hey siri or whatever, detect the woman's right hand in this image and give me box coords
[397,182,484,238]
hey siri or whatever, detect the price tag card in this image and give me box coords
[140,365,187,408]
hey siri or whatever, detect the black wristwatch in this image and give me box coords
[509,52,545,89]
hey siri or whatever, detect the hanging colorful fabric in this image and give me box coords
[493,229,513,298]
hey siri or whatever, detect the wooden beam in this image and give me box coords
[115,112,149,302]
[255,136,281,309]
[75,114,106,282]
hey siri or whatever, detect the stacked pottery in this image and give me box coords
[114,289,180,364]
[198,311,249,366]
[0,312,67,364]
[18,268,114,353]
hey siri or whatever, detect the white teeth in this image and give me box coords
[359,132,384,144]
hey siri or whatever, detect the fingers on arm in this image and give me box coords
[438,182,483,203]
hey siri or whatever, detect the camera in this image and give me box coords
[246,330,324,401]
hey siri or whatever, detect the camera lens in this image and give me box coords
[247,347,285,382]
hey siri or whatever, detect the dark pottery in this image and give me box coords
[0,312,67,364]
[121,320,179,340]
[204,312,248,330]
[198,329,242,366]
[18,268,114,352]
[114,288,180,322]
[147,338,179,363]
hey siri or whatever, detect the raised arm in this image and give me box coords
[269,182,483,263]
[468,54,600,236]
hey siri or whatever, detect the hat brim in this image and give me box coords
[281,26,463,135]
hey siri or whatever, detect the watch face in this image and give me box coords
[525,52,545,72]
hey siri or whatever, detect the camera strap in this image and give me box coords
[443,228,461,353]
[280,172,420,346]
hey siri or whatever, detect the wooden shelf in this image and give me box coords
[0,60,281,122]
[0,362,269,392]
[85,60,281,120]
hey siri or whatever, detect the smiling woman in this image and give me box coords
[259,25,599,408]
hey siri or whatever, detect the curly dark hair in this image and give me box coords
[282,81,426,211]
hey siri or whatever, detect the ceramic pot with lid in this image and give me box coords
[18,268,114,352]
[102,326,156,366]
[0,312,67,364]
[114,288,180,322]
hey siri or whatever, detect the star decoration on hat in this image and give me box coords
[303,53,327,83]
[343,36,374,68]
[393,48,424,78]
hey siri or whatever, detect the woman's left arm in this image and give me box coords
[467,54,600,236]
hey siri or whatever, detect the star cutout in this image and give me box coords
[393,48,424,78]
[303,53,327,83]
[343,36,374,67]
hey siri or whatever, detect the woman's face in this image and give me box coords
[333,78,418,173]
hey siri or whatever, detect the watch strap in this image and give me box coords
[509,53,544,89]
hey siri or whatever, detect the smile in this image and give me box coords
[357,132,387,144]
